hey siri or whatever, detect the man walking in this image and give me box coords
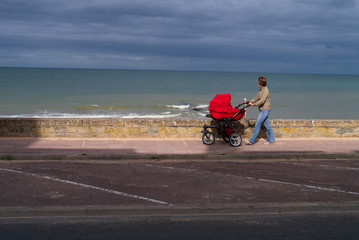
[245,76,275,145]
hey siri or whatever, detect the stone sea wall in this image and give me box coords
[0,118,358,138]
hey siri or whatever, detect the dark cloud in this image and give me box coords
[0,0,358,73]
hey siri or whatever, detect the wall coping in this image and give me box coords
[1,118,358,138]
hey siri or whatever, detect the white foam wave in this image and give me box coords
[194,104,209,109]
[0,113,122,119]
[197,112,209,117]
[0,113,184,119]
[166,104,191,109]
[0,108,207,119]
[120,113,182,119]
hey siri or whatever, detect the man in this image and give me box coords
[244,76,275,145]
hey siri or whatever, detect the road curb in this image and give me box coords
[1,152,359,161]
[1,202,359,218]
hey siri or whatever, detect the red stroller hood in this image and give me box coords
[209,93,235,113]
[208,93,245,120]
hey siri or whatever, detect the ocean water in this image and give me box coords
[0,67,358,120]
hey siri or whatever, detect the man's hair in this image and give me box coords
[258,76,267,87]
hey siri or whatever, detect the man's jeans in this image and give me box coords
[249,109,275,144]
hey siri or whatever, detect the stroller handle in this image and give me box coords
[235,101,250,109]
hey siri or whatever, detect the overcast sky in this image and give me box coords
[1,0,358,74]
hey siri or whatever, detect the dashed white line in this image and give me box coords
[144,164,359,196]
[246,177,359,195]
[282,161,359,171]
[0,168,173,206]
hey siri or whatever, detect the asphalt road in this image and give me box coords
[1,158,359,208]
[1,158,359,239]
[1,212,359,240]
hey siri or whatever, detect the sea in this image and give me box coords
[0,67,358,120]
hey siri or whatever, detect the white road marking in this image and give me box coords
[282,161,359,171]
[246,177,359,195]
[145,164,359,196]
[0,168,173,206]
[81,138,86,150]
[181,139,191,154]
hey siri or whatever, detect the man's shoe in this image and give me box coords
[244,140,254,145]
[264,141,275,145]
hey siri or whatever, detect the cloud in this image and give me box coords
[0,0,358,73]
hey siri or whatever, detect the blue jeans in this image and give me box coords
[249,109,275,143]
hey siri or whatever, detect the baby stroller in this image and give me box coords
[201,93,250,147]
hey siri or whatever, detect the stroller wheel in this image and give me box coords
[223,134,230,143]
[229,133,242,147]
[202,132,215,145]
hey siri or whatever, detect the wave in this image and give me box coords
[73,105,129,111]
[0,113,122,119]
[166,104,209,111]
[120,113,182,119]
[166,104,191,109]
[194,104,209,109]
[0,103,210,119]
[0,111,185,119]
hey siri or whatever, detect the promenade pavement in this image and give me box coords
[0,137,358,160]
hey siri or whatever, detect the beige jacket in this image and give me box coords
[250,86,271,111]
